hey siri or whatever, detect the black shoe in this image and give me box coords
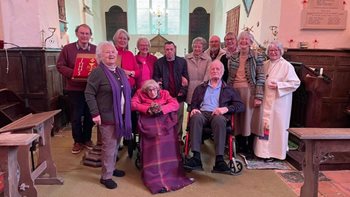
[113,169,125,177]
[213,161,230,172]
[100,178,117,189]
[264,158,275,163]
[184,157,203,171]
[158,187,168,193]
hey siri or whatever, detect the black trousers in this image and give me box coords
[68,91,94,144]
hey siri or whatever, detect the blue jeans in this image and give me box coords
[68,91,94,144]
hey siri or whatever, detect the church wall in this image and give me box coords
[279,0,350,49]
[0,0,60,48]
[210,0,349,50]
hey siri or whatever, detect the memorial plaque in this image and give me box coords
[308,0,343,9]
[301,0,347,30]
[301,9,347,29]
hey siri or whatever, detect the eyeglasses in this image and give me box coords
[147,88,158,92]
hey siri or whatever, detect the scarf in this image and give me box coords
[100,63,132,139]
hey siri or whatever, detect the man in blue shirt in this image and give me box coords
[184,60,244,172]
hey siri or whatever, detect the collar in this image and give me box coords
[208,79,222,89]
[75,42,91,51]
[186,52,209,60]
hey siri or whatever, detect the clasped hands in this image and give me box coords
[190,107,228,117]
[147,102,162,115]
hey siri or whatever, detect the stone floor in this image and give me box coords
[35,126,350,197]
[277,170,350,196]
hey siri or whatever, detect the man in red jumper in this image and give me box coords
[57,24,96,154]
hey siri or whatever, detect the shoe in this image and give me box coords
[84,140,94,150]
[184,157,203,170]
[71,143,82,154]
[113,169,125,177]
[158,187,168,193]
[264,158,275,163]
[213,161,230,172]
[100,178,117,189]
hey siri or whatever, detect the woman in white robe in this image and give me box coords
[254,41,300,160]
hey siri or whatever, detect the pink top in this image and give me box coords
[131,89,179,115]
[116,47,139,88]
[135,53,158,89]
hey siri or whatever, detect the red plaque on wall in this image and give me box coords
[72,53,97,81]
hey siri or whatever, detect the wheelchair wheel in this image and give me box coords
[229,159,243,175]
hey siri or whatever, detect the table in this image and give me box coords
[0,133,39,197]
[288,128,350,197]
[0,110,63,197]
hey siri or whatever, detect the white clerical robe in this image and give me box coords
[254,57,300,160]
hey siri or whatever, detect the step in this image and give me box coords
[0,102,21,110]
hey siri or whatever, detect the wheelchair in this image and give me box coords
[183,113,244,175]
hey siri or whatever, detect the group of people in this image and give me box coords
[57,23,300,193]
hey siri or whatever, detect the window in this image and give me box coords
[136,0,181,35]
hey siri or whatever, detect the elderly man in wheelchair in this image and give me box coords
[183,60,245,173]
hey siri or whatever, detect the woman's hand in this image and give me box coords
[151,103,161,113]
[92,115,101,125]
[123,69,135,77]
[267,80,277,89]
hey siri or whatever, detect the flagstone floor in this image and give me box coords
[35,126,350,197]
[276,169,350,196]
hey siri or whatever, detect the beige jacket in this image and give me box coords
[185,52,212,103]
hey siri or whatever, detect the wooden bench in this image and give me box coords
[0,110,63,197]
[0,133,39,197]
[288,128,350,197]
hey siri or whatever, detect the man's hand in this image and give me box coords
[92,115,101,125]
[190,109,201,117]
[254,99,262,107]
[181,76,188,87]
[212,107,228,116]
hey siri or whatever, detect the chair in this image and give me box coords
[183,113,244,175]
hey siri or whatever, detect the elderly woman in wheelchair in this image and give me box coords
[131,79,193,194]
[183,60,245,174]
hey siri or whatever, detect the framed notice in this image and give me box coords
[72,53,97,81]
[243,0,254,17]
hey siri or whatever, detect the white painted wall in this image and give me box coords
[65,0,84,45]
[0,0,60,48]
[1,0,348,50]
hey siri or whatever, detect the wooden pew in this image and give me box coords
[0,110,63,197]
[0,133,39,197]
[288,128,350,197]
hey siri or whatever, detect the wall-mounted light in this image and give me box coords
[83,4,93,15]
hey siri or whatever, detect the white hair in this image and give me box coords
[95,41,116,64]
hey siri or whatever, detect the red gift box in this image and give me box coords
[72,53,97,81]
